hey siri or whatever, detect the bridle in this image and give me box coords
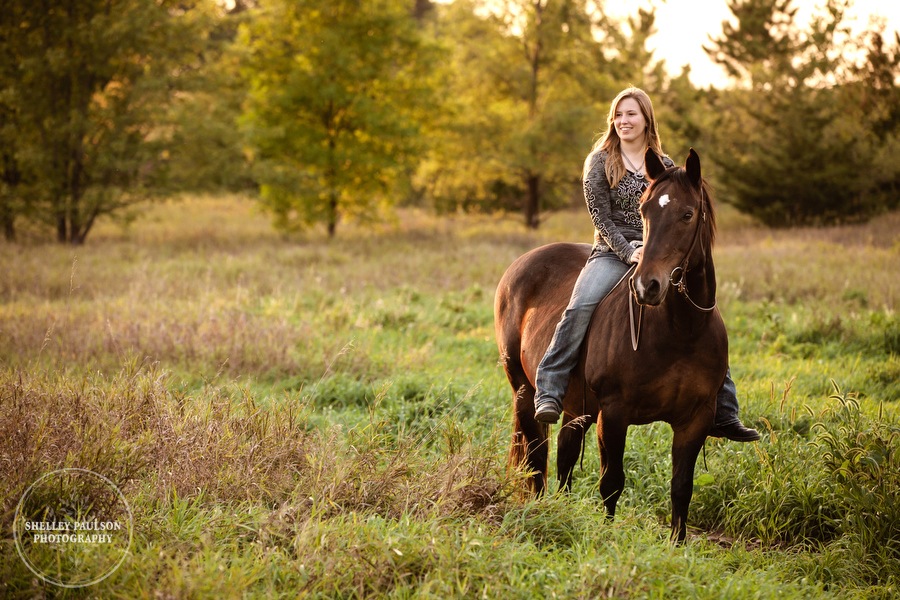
[628,187,716,351]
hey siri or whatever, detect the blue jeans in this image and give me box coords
[534,252,631,408]
[533,251,741,427]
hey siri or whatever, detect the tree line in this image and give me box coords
[1,0,897,243]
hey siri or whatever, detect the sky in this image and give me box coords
[606,0,900,87]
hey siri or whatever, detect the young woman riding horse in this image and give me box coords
[494,87,759,542]
[533,87,757,442]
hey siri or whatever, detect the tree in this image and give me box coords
[654,67,712,162]
[238,0,436,237]
[704,0,895,226]
[163,2,256,195]
[598,5,666,87]
[703,0,799,84]
[844,25,900,213]
[0,102,23,241]
[418,0,620,229]
[0,0,208,244]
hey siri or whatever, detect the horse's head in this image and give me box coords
[631,148,716,307]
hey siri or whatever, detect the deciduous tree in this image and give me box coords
[0,0,207,244]
[418,0,622,228]
[239,0,436,237]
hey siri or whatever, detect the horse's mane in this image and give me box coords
[642,167,717,247]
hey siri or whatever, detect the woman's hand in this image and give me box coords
[630,247,643,264]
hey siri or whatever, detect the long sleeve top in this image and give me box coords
[584,150,675,262]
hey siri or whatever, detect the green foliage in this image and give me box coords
[711,82,889,226]
[815,385,900,550]
[687,382,900,588]
[0,0,211,244]
[705,0,900,226]
[163,5,256,194]
[2,0,899,241]
[238,0,437,237]
[704,0,800,80]
[416,0,619,228]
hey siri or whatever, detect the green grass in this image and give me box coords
[1,195,898,598]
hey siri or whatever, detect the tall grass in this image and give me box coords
[1,195,898,598]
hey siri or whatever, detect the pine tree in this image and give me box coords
[704,0,894,225]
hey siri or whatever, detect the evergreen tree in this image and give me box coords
[845,26,900,213]
[599,6,666,87]
[704,0,894,225]
[703,0,799,83]
[238,0,436,237]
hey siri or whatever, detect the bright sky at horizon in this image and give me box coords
[607,0,900,87]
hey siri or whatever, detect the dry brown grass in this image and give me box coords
[0,359,513,538]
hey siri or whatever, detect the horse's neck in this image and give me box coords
[692,261,717,303]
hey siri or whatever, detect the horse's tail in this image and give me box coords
[507,383,549,495]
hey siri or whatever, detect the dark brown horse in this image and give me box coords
[494,148,726,542]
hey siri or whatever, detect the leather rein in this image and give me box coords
[627,190,716,351]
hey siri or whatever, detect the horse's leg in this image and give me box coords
[508,376,548,495]
[557,411,591,492]
[597,412,628,519]
[669,424,709,543]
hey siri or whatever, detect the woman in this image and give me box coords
[532,87,759,442]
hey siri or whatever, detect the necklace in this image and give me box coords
[622,149,646,179]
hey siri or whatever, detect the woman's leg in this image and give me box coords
[534,253,631,423]
[709,367,760,442]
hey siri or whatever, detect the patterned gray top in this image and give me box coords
[584,150,675,262]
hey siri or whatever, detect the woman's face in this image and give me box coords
[614,97,647,144]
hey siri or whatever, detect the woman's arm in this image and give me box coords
[584,152,636,263]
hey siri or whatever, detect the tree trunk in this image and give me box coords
[1,154,20,241]
[524,172,540,229]
[327,192,337,238]
[326,127,337,237]
[1,210,14,242]
[523,2,545,231]
[56,198,68,244]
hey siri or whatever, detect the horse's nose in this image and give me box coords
[633,274,665,306]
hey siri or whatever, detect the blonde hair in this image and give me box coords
[583,87,664,188]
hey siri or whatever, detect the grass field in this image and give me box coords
[1,195,898,598]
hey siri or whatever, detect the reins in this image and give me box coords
[628,189,716,351]
[627,267,643,351]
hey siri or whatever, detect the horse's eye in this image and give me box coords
[682,211,694,222]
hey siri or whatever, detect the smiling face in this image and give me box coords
[613,97,648,145]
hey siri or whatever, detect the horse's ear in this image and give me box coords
[686,148,701,188]
[645,148,666,180]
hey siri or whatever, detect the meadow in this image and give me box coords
[1,195,898,598]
